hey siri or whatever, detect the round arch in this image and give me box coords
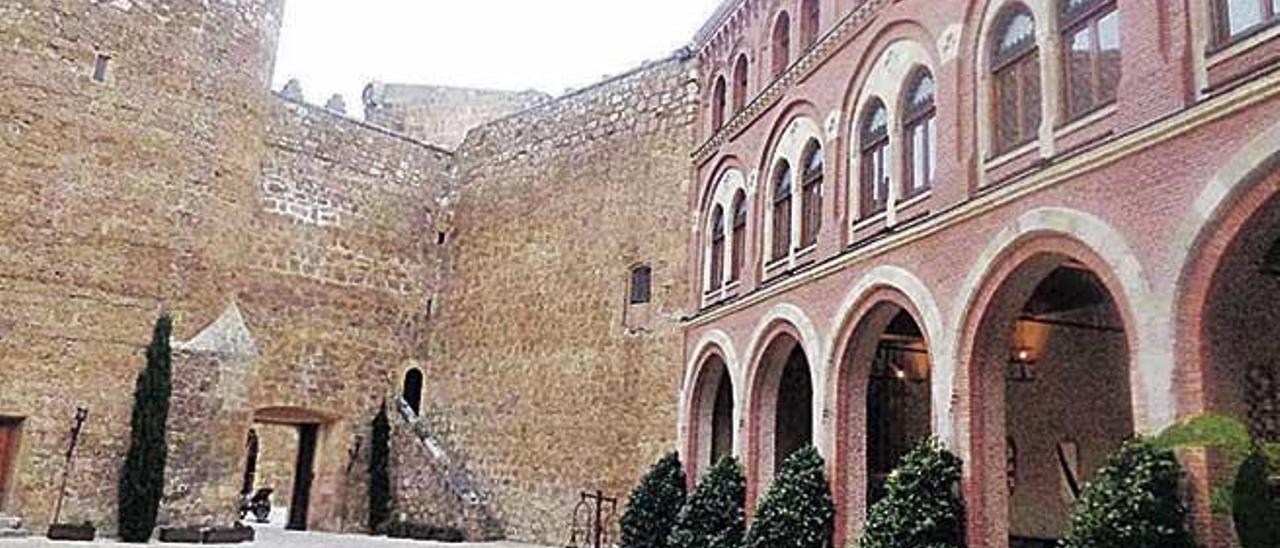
[741,303,825,507]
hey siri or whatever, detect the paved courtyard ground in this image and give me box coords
[0,527,547,548]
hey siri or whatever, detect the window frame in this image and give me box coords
[902,70,937,198]
[990,5,1042,156]
[771,162,794,262]
[799,142,824,248]
[859,100,891,219]
[712,76,728,131]
[731,191,747,282]
[709,206,726,290]
[1059,0,1120,122]
[1212,0,1280,48]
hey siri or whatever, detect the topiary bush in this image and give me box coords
[1232,449,1280,548]
[858,439,965,548]
[742,446,835,548]
[117,315,174,543]
[620,453,687,548]
[667,456,745,548]
[1060,439,1196,548]
[368,403,392,532]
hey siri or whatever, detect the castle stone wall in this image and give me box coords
[426,58,698,544]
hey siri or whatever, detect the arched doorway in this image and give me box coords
[748,330,815,499]
[403,368,424,416]
[688,354,736,480]
[970,256,1134,547]
[833,299,933,538]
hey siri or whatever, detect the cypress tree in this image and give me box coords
[1232,450,1280,548]
[620,453,687,548]
[117,315,174,543]
[368,403,392,532]
[743,447,835,548]
[859,439,965,548]
[667,456,745,548]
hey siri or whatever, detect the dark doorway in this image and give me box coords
[403,368,424,415]
[0,418,20,511]
[710,371,734,465]
[866,310,932,506]
[774,348,813,473]
[287,424,319,531]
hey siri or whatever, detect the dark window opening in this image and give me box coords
[1060,0,1120,121]
[630,265,652,305]
[771,162,794,261]
[903,69,937,196]
[709,206,726,290]
[437,231,448,246]
[712,76,728,131]
[800,142,823,248]
[730,191,747,282]
[403,368,424,416]
[732,55,750,113]
[991,5,1041,155]
[92,53,111,83]
[773,12,792,78]
[800,0,821,49]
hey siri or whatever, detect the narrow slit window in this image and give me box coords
[630,265,652,305]
[92,53,111,83]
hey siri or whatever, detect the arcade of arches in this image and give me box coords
[683,171,1280,546]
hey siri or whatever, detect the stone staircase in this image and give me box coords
[0,515,29,539]
[396,400,504,541]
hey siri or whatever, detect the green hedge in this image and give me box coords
[742,447,834,548]
[859,439,965,548]
[1060,439,1195,548]
[620,453,687,548]
[667,456,744,548]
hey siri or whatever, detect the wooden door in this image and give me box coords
[0,420,18,511]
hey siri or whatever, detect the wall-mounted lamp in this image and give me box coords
[1007,347,1037,382]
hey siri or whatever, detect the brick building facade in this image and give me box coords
[0,1,1278,547]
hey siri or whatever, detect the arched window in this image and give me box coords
[712,76,728,131]
[773,12,792,78]
[800,0,821,49]
[903,70,937,196]
[771,162,793,261]
[799,142,823,248]
[1060,0,1120,121]
[630,265,652,304]
[1214,0,1279,44]
[403,368,424,415]
[991,5,1041,154]
[860,99,891,217]
[730,191,747,282]
[709,206,726,290]
[733,55,750,113]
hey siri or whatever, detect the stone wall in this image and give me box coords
[0,0,284,531]
[427,57,698,544]
[363,83,551,150]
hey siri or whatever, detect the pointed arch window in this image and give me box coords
[1060,0,1120,121]
[860,99,890,218]
[800,0,821,49]
[709,206,726,290]
[731,191,747,282]
[800,142,823,248]
[903,70,937,196]
[773,12,792,78]
[771,162,793,261]
[712,76,728,131]
[732,55,750,113]
[991,5,1041,154]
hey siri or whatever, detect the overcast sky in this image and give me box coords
[271,0,723,109]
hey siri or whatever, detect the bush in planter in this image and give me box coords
[667,456,745,548]
[858,439,965,548]
[118,315,174,543]
[1060,439,1195,548]
[620,452,687,548]
[742,447,835,548]
[1233,450,1280,548]
[368,403,392,532]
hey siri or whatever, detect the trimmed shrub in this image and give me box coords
[667,456,745,548]
[1233,450,1280,548]
[1060,439,1195,548]
[858,439,965,548]
[368,404,392,532]
[118,315,174,543]
[620,453,687,548]
[743,447,835,548]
